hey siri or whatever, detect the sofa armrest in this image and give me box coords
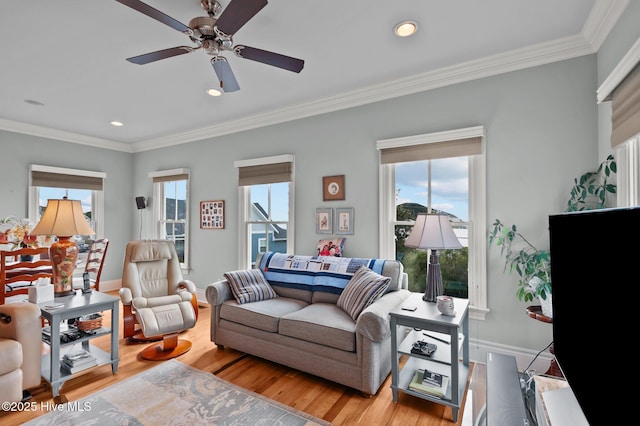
[356,289,411,342]
[205,279,234,306]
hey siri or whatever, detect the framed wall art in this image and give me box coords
[200,200,225,229]
[322,175,345,201]
[316,208,333,234]
[335,207,354,235]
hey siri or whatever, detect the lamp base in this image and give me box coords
[422,249,444,303]
[49,236,80,296]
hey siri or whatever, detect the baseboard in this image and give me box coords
[467,337,553,374]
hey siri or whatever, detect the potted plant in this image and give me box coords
[488,220,551,305]
[490,155,617,317]
[566,154,616,211]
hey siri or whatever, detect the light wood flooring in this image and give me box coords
[2,291,472,425]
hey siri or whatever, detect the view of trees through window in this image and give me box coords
[394,158,469,298]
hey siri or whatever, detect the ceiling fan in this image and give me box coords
[115,0,305,92]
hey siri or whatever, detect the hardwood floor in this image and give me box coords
[2,291,472,425]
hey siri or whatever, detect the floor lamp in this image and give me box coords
[404,213,462,302]
[31,197,95,297]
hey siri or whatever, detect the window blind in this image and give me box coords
[31,171,103,190]
[152,173,189,183]
[237,161,293,186]
[379,136,482,164]
[611,63,640,148]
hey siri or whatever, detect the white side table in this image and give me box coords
[389,292,470,422]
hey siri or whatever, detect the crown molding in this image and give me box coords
[131,34,595,152]
[0,118,133,153]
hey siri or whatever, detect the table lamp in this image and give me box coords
[404,213,462,302]
[31,197,95,297]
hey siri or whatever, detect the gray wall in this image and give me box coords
[133,54,597,353]
[1,3,639,354]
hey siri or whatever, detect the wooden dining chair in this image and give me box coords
[1,246,53,304]
[72,238,109,292]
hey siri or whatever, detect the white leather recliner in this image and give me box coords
[119,240,197,360]
[0,303,42,403]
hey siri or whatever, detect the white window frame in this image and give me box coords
[28,164,106,238]
[149,168,191,272]
[377,126,488,320]
[235,155,295,270]
[616,134,640,206]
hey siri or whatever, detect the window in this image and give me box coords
[377,126,488,319]
[149,168,190,270]
[235,155,295,269]
[28,165,106,271]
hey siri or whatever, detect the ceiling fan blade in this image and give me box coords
[127,46,194,65]
[211,57,240,92]
[115,0,192,35]
[216,0,268,35]
[234,45,304,73]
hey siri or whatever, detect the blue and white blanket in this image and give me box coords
[259,252,386,294]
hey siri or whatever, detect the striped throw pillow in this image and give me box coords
[224,269,278,304]
[337,265,391,320]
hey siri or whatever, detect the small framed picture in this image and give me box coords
[322,175,345,201]
[335,208,354,235]
[316,208,333,234]
[200,200,225,229]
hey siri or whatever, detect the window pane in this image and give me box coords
[250,184,269,221]
[270,182,289,221]
[249,223,269,265]
[395,157,469,298]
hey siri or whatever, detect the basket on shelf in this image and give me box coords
[76,313,103,332]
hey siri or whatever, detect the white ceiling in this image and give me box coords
[0,0,623,153]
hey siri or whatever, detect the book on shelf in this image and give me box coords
[408,369,449,398]
[61,349,97,373]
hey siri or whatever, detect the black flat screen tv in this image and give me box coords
[549,206,640,425]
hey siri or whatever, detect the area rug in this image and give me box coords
[26,359,330,426]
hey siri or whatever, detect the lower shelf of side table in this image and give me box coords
[396,356,470,407]
[41,345,115,385]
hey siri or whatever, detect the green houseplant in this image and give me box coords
[488,220,551,303]
[490,155,617,313]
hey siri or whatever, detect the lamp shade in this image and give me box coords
[404,213,462,250]
[31,198,94,237]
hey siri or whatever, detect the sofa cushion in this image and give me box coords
[224,269,278,304]
[220,297,308,333]
[337,266,391,320]
[279,303,357,352]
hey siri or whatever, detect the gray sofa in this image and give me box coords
[206,252,411,395]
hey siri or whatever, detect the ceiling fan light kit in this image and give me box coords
[115,0,305,93]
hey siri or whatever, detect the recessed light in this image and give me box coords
[110,121,124,127]
[206,88,222,97]
[394,20,418,37]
